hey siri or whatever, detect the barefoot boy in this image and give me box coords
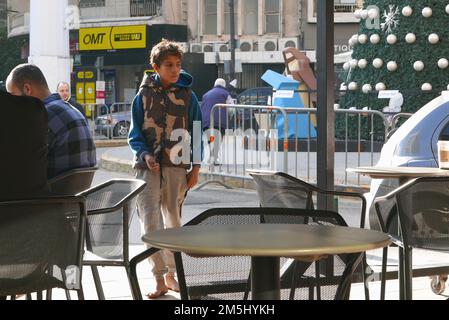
[128,39,202,299]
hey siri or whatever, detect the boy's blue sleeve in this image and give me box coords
[189,91,203,165]
[128,94,152,161]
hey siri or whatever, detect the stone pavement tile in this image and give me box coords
[37,244,179,300]
[31,245,449,300]
[350,247,449,300]
[350,277,448,300]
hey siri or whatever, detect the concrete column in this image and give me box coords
[29,0,70,92]
[237,0,243,36]
[217,0,223,36]
[258,0,264,36]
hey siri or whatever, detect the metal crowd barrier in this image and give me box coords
[386,112,413,138]
[80,99,403,189]
[204,103,392,189]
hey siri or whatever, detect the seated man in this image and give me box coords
[56,81,86,117]
[6,64,97,179]
[0,90,48,200]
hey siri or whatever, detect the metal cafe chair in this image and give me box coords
[130,207,363,300]
[48,166,98,195]
[78,178,146,299]
[247,170,366,221]
[374,176,449,300]
[247,170,371,298]
[46,166,97,299]
[0,196,86,300]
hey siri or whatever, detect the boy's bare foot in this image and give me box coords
[147,278,168,299]
[165,274,180,292]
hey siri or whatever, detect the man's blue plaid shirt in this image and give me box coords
[44,94,96,179]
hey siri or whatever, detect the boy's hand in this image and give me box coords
[186,166,200,189]
[144,154,160,173]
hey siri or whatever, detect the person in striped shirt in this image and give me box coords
[6,64,96,179]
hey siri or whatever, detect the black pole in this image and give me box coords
[229,0,236,83]
[316,0,335,210]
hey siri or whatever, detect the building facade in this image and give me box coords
[0,0,7,29]
[185,0,362,89]
[7,0,362,102]
[7,0,188,104]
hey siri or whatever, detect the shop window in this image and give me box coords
[204,0,217,35]
[265,0,279,34]
[243,0,258,35]
[79,0,106,8]
[224,0,237,35]
[130,0,162,17]
[307,0,363,23]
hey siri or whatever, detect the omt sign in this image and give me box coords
[80,25,146,51]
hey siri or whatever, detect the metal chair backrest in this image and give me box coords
[0,196,86,296]
[48,167,98,196]
[79,179,146,260]
[375,176,449,250]
[175,207,361,300]
[248,170,367,228]
[249,170,315,209]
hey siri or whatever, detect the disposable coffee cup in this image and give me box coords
[438,140,449,169]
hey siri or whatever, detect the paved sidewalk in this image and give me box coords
[43,240,449,300]
[51,149,448,301]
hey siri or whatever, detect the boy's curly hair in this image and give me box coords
[150,39,184,67]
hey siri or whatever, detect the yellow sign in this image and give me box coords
[85,82,96,100]
[77,71,95,79]
[76,82,96,101]
[79,25,146,51]
[76,83,85,101]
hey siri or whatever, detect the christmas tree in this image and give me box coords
[340,1,449,114]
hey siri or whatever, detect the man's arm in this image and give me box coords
[188,91,203,166]
[68,98,86,117]
[128,94,152,162]
[187,91,203,189]
[225,94,234,104]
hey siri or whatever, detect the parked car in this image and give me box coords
[94,110,131,138]
[365,92,449,231]
[237,86,273,106]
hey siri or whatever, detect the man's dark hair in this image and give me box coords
[8,63,49,89]
[150,39,184,67]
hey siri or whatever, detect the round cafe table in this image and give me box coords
[143,223,391,300]
[346,166,449,184]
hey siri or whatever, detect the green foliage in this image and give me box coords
[338,1,449,141]
[0,27,26,82]
[340,1,449,114]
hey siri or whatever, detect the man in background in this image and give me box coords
[56,81,86,117]
[201,78,233,165]
[6,64,96,179]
